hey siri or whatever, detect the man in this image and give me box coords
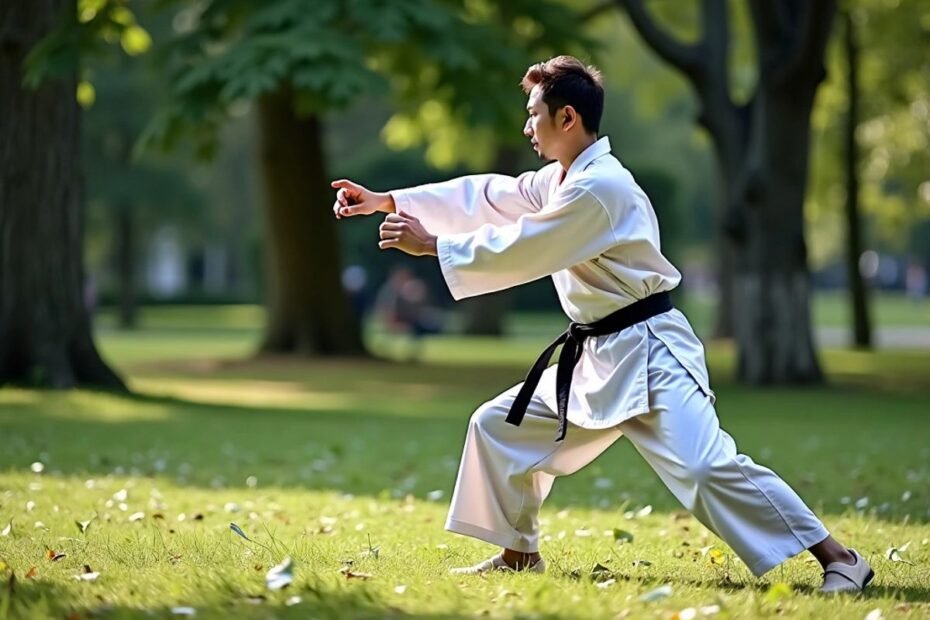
[331,56,873,594]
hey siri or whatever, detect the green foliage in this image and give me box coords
[140,0,589,161]
[807,0,930,265]
[24,0,152,88]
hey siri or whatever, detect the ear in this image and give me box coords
[561,105,578,132]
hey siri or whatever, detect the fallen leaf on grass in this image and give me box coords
[75,564,99,582]
[266,557,294,590]
[285,595,302,606]
[1,519,12,537]
[632,559,652,567]
[25,566,37,579]
[229,523,252,542]
[886,542,912,564]
[865,609,883,620]
[612,529,634,543]
[640,584,672,602]
[46,549,66,562]
[708,549,725,565]
[339,566,373,580]
[76,520,92,534]
[595,578,615,589]
[128,512,145,522]
[394,585,407,594]
[764,582,793,603]
[170,607,196,616]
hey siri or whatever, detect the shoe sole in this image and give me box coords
[861,568,875,590]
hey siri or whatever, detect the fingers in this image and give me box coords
[330,179,360,191]
[378,239,400,250]
[384,212,419,224]
[338,204,368,217]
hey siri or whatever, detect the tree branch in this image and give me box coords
[614,0,702,79]
[581,0,616,23]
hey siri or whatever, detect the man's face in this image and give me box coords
[523,85,560,161]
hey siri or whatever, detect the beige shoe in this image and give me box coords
[820,549,874,594]
[450,554,546,575]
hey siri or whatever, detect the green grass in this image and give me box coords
[1,308,929,619]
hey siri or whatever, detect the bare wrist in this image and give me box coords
[382,193,396,214]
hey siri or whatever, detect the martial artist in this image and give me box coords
[331,55,873,594]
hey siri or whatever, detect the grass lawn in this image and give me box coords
[1,306,929,619]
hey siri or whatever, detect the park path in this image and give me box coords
[816,326,930,349]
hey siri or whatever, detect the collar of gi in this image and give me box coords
[563,136,612,183]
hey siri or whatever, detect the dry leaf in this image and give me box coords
[170,607,196,616]
[76,520,92,534]
[613,529,634,543]
[339,566,373,580]
[394,584,407,594]
[1,519,12,537]
[266,557,294,590]
[640,584,672,602]
[47,549,66,562]
[128,512,145,522]
[864,609,883,620]
[25,566,37,579]
[285,596,302,606]
[229,522,252,542]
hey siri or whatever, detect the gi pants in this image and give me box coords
[446,333,830,577]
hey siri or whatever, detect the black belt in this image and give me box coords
[506,291,673,442]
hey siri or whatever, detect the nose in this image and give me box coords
[523,119,533,137]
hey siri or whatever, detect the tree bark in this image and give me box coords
[843,10,872,349]
[115,205,137,329]
[619,0,834,384]
[733,90,822,383]
[0,0,125,389]
[256,88,365,356]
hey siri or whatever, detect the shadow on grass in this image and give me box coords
[2,360,929,520]
[1,579,487,620]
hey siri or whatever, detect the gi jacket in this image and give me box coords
[391,137,714,429]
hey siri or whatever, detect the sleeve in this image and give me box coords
[390,169,550,235]
[436,185,620,300]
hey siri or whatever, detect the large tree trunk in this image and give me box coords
[256,88,364,355]
[733,87,823,384]
[843,10,872,349]
[619,0,834,384]
[115,205,137,329]
[0,0,125,389]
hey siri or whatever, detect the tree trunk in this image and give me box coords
[843,10,872,349]
[459,145,521,336]
[115,205,137,329]
[618,0,834,384]
[732,90,822,384]
[0,0,125,389]
[256,88,365,355]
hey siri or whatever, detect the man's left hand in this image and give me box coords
[378,213,438,257]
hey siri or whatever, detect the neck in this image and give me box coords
[557,134,598,171]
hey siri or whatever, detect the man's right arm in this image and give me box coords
[388,170,549,236]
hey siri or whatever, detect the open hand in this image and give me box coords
[378,213,437,257]
[331,179,394,218]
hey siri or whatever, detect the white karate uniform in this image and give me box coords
[391,137,829,576]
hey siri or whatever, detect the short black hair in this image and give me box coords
[521,55,604,134]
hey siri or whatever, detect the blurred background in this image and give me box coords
[2,0,929,389]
